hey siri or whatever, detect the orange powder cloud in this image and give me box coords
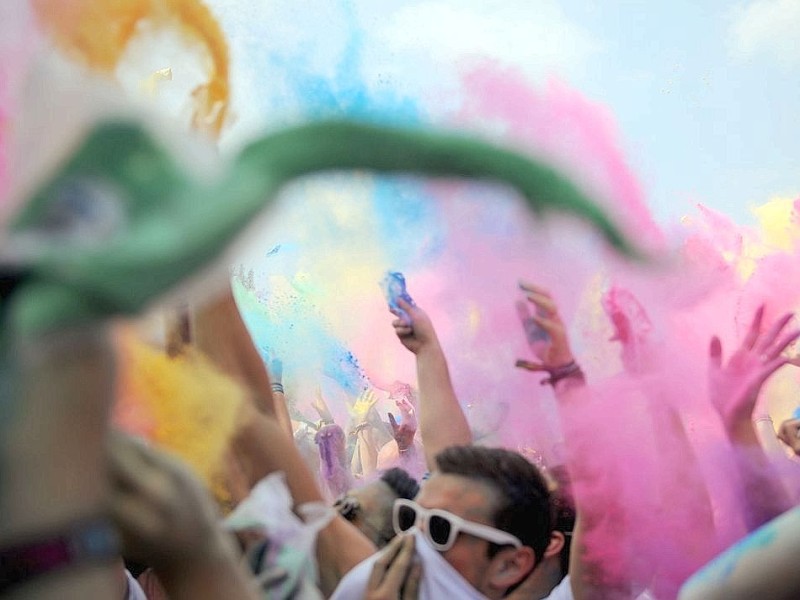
[31,0,230,136]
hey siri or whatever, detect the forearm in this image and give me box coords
[1,326,118,597]
[192,290,278,419]
[232,406,375,589]
[415,342,471,469]
[316,517,376,596]
[270,389,295,439]
[657,406,717,554]
[354,430,379,478]
[233,405,325,506]
[2,327,113,535]
[753,415,787,459]
[727,422,792,529]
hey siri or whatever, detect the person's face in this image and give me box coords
[414,472,501,593]
[346,480,397,547]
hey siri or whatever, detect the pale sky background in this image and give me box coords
[203,0,800,228]
[384,0,800,226]
[555,0,800,225]
[9,0,794,228]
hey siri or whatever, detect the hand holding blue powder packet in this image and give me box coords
[381,272,415,324]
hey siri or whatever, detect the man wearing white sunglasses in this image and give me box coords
[331,445,554,599]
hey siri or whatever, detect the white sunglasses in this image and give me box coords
[392,498,522,552]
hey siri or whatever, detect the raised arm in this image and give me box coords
[231,401,375,596]
[516,283,716,600]
[708,306,799,529]
[192,288,282,422]
[350,390,382,479]
[191,291,375,595]
[391,297,471,470]
[0,325,119,599]
[514,282,584,395]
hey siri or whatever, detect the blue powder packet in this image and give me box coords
[381,272,415,323]
[516,298,550,359]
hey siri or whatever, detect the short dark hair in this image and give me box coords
[380,467,420,500]
[548,465,576,575]
[435,446,553,562]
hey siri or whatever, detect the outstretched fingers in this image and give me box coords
[525,292,559,319]
[742,304,765,351]
[531,313,561,336]
[756,357,792,389]
[519,281,552,297]
[764,328,800,362]
[756,312,794,353]
[709,336,723,370]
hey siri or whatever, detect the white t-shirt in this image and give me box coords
[124,570,148,600]
[331,530,488,600]
[541,575,657,600]
[543,575,574,600]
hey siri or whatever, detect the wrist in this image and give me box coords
[415,339,444,361]
[541,360,585,387]
[546,355,575,370]
[726,418,760,446]
[0,514,119,595]
[397,442,411,452]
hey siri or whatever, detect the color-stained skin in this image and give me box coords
[30,0,229,136]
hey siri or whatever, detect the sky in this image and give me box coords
[556,0,800,225]
[204,0,800,226]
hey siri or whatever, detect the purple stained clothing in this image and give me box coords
[315,423,351,498]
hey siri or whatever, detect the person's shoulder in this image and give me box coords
[329,552,380,600]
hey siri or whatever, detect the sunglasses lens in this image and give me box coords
[428,514,453,547]
[397,504,417,532]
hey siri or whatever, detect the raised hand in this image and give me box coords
[391,298,438,355]
[709,306,800,433]
[515,282,576,374]
[352,389,380,424]
[389,395,418,452]
[311,387,335,425]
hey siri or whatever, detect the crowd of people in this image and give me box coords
[3,266,800,600]
[5,1,800,597]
